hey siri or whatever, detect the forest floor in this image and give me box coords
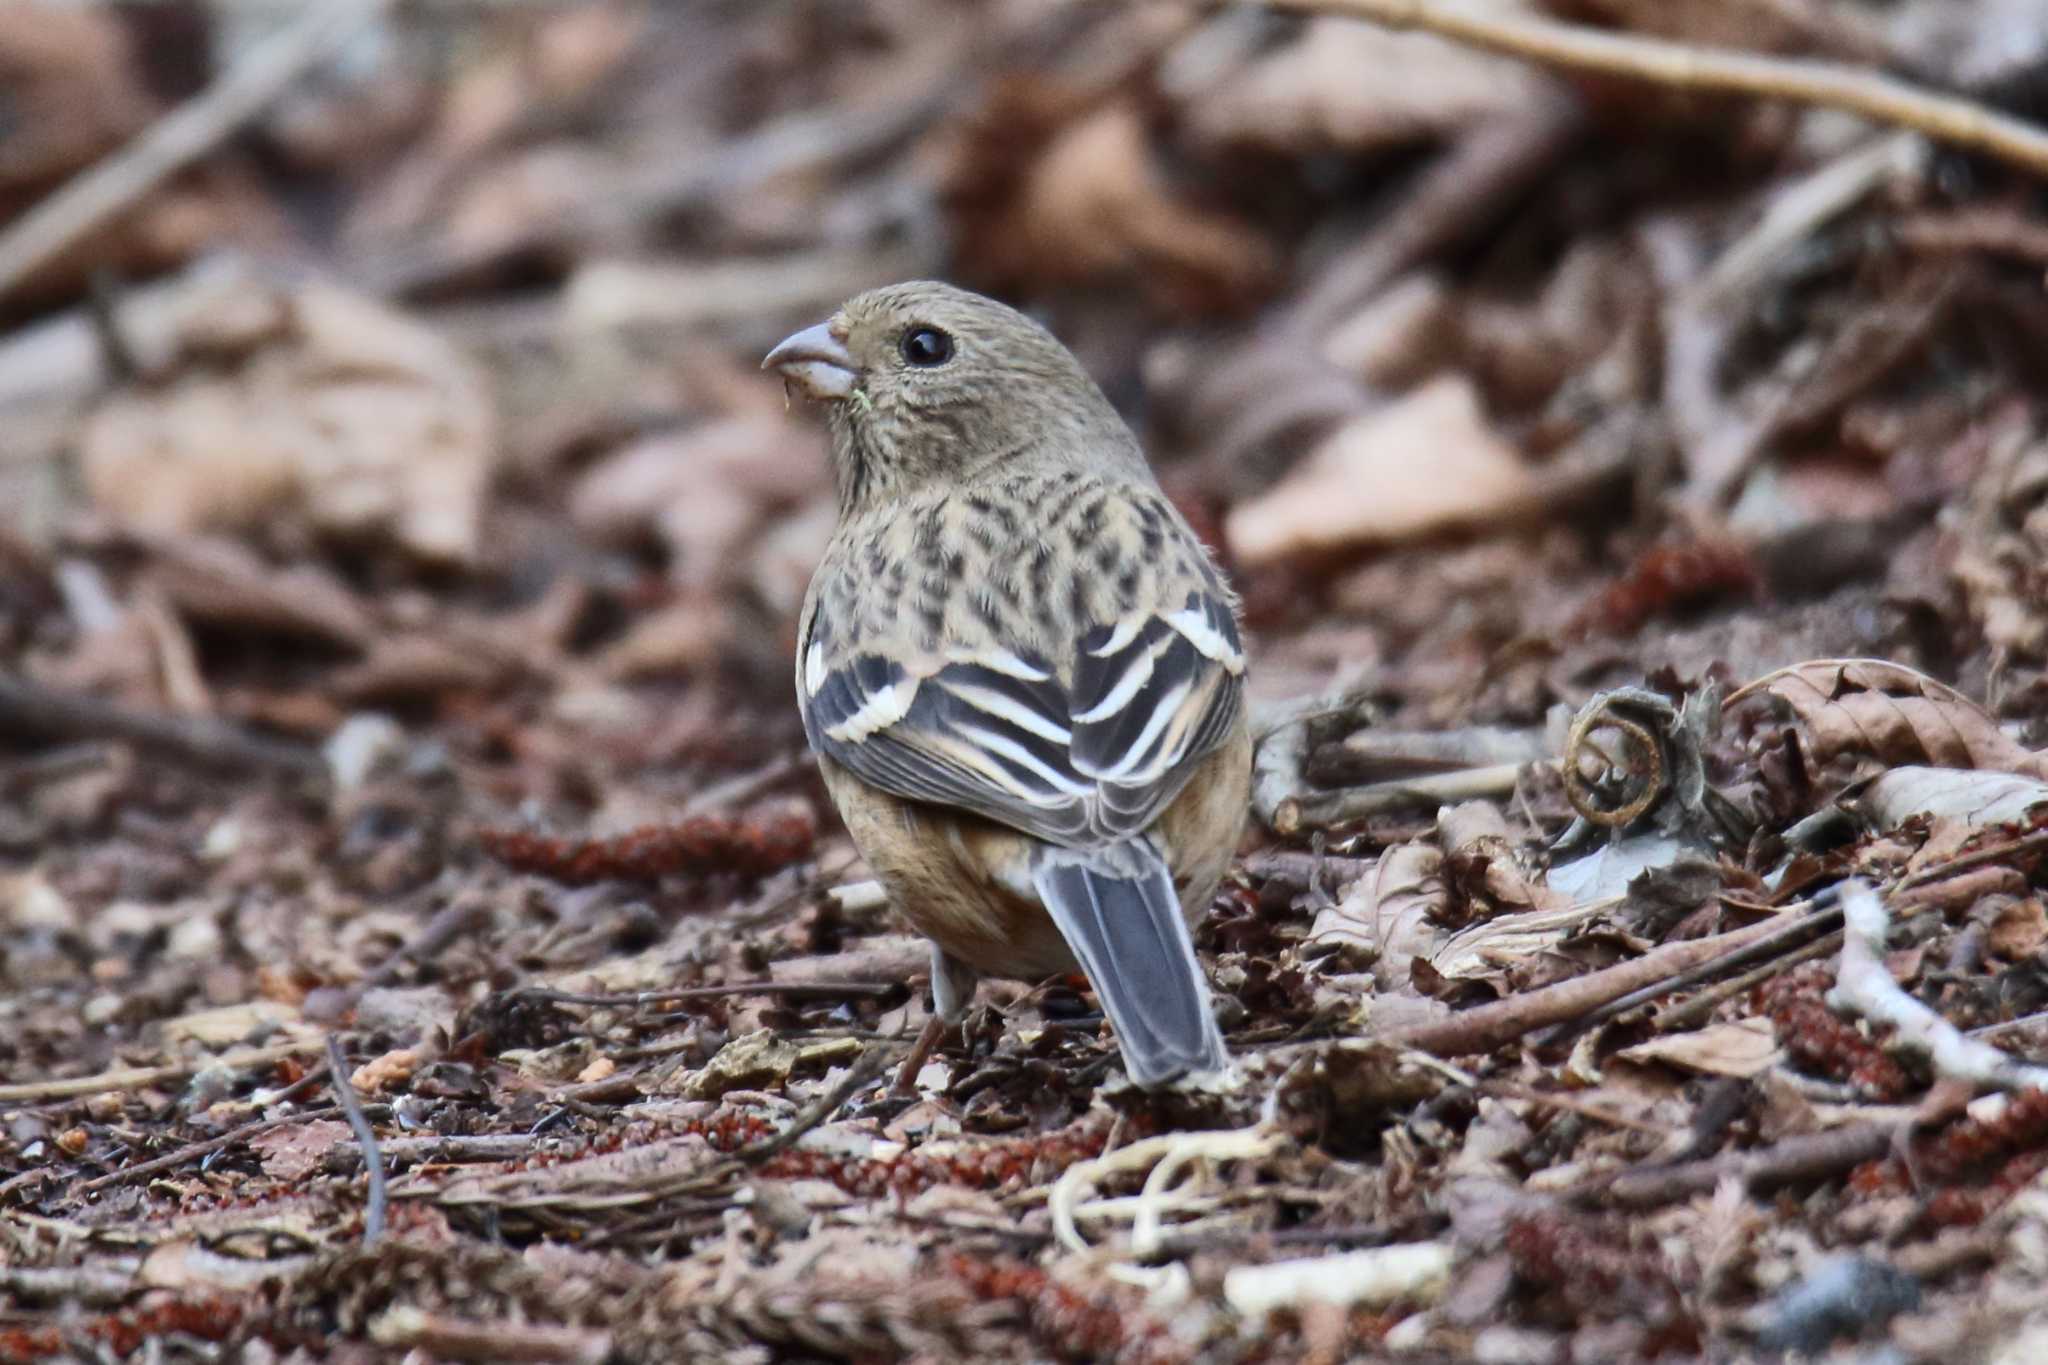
[4,1,2048,1360]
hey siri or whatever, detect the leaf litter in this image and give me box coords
[4,1,2048,1361]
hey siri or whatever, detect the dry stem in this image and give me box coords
[0,0,393,300]
[1264,0,2048,180]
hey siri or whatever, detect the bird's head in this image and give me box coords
[764,280,1141,512]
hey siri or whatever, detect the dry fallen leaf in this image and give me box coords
[1986,897,2048,961]
[351,1047,421,1095]
[1186,17,1554,156]
[249,1118,353,1182]
[570,418,823,592]
[678,1030,799,1101]
[1948,408,2048,660]
[1617,1018,1782,1078]
[1728,657,2048,777]
[944,88,1276,316]
[1307,841,1447,991]
[1858,766,2048,830]
[1225,376,1537,566]
[78,279,497,564]
[0,4,154,192]
[161,1001,301,1048]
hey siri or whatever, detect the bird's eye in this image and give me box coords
[900,326,954,367]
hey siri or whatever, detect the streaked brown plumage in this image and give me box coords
[766,281,1250,1088]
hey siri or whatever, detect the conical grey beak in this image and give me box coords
[763,321,857,401]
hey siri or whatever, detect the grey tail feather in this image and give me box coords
[1030,840,1228,1088]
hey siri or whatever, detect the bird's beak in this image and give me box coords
[763,321,857,401]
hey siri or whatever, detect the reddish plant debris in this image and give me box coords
[1569,538,1763,639]
[1914,1086,2048,1184]
[1924,1148,2048,1226]
[943,1253,1182,1365]
[1504,1214,1700,1352]
[476,810,816,884]
[0,1297,246,1364]
[1850,1087,2048,1225]
[1851,1088,2048,1221]
[1754,966,1914,1100]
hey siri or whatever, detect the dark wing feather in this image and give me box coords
[802,586,1242,849]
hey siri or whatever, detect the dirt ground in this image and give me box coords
[5,1,2048,1361]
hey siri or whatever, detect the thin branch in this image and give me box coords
[0,1039,327,1105]
[1583,1119,1894,1209]
[514,980,900,1010]
[1833,880,2048,1092]
[736,1030,897,1164]
[0,0,393,301]
[76,1097,338,1194]
[1263,0,2048,180]
[1386,912,1795,1057]
[0,674,325,781]
[327,1035,388,1245]
[1651,929,1844,1033]
[369,1307,612,1365]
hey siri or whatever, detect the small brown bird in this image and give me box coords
[765,281,1249,1088]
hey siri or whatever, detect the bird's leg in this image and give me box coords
[892,946,980,1096]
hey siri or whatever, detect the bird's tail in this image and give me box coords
[1030,840,1229,1088]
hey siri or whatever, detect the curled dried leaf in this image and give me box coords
[1858,766,2048,830]
[1306,842,1446,991]
[1727,658,2048,778]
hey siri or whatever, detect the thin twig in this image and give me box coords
[369,1306,612,1365]
[327,1035,387,1245]
[0,0,393,300]
[75,1098,339,1194]
[0,1039,327,1105]
[1653,929,1845,1033]
[1552,897,1843,1040]
[1834,880,2048,1092]
[1263,0,2048,180]
[1552,836,2048,1041]
[0,674,325,781]
[516,981,900,1010]
[736,1030,898,1164]
[1387,913,1795,1057]
[324,1133,540,1174]
[1581,1120,1894,1209]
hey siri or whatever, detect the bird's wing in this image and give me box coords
[801,583,1244,848]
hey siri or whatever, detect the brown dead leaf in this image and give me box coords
[140,533,379,650]
[676,1030,799,1101]
[1948,407,2048,661]
[1307,842,1447,991]
[944,89,1275,316]
[1225,377,1536,566]
[331,631,516,702]
[1617,1018,1781,1079]
[1322,273,1461,389]
[162,1001,301,1048]
[351,1048,421,1095]
[1439,800,1575,917]
[595,594,733,681]
[78,279,497,564]
[0,5,154,192]
[1986,898,2048,961]
[248,1118,353,1182]
[1727,658,2048,777]
[571,418,822,592]
[1186,18,1555,156]
[1859,766,2048,831]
